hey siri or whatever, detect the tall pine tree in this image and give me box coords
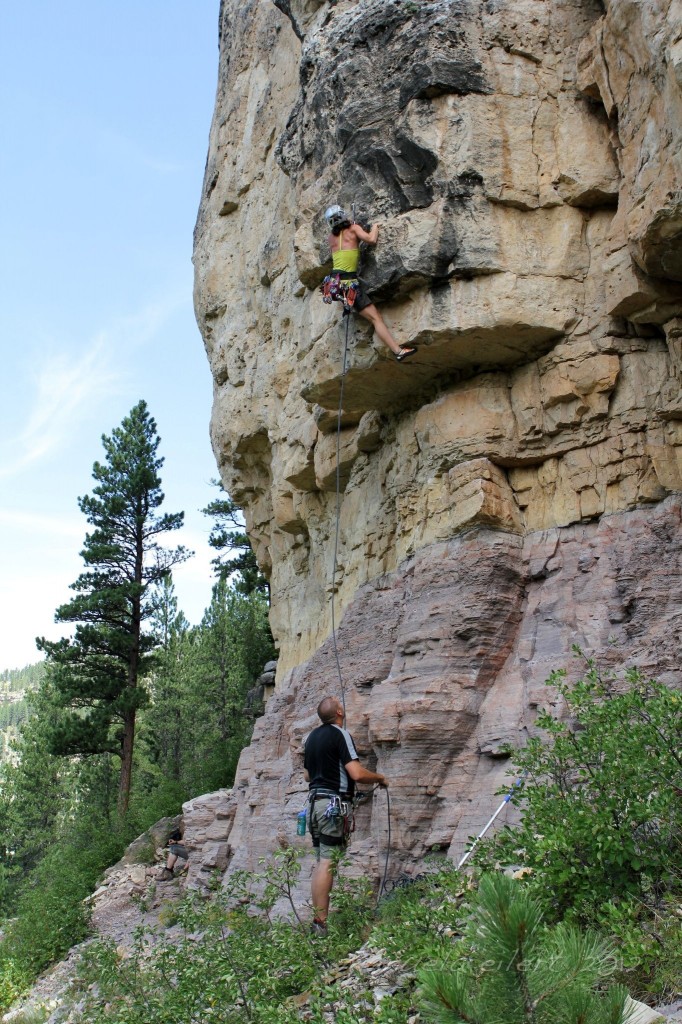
[201,480,269,596]
[37,401,189,814]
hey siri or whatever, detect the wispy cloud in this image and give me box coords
[0,338,120,481]
[0,508,83,539]
[114,292,189,356]
[0,294,188,482]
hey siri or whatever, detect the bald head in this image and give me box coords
[317,696,343,724]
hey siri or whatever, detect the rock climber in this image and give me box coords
[324,204,417,362]
[303,695,388,935]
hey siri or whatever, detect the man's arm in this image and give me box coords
[351,223,379,246]
[304,769,310,782]
[345,759,388,787]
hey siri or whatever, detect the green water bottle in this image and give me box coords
[296,808,307,836]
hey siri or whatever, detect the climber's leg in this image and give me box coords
[359,304,416,360]
[359,304,399,354]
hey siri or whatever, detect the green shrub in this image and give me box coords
[595,895,682,1003]
[157,901,180,928]
[70,848,378,1024]
[373,862,468,968]
[418,874,629,1024]
[0,814,129,983]
[0,957,30,1014]
[478,660,682,919]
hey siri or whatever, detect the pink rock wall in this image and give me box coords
[220,496,681,887]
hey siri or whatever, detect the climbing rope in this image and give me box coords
[379,787,391,901]
[330,308,352,724]
[326,230,394,896]
[356,783,392,907]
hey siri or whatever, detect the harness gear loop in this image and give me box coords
[321,272,359,312]
[307,789,355,841]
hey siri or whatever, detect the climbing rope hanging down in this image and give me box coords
[323,215,393,893]
[327,299,394,897]
[355,784,392,906]
[322,208,361,726]
[330,305,353,724]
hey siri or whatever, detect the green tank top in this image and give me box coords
[332,232,360,273]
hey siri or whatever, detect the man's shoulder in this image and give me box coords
[306,723,347,742]
[305,722,330,744]
[332,724,358,759]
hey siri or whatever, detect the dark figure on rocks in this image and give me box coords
[324,204,417,362]
[159,827,189,881]
[303,696,388,935]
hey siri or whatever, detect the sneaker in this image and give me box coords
[310,918,328,937]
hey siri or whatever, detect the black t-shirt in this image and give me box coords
[304,723,359,798]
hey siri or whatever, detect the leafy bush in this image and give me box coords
[595,894,682,1003]
[418,873,629,1024]
[0,958,30,1015]
[373,862,469,968]
[0,815,129,994]
[478,660,682,918]
[73,848,377,1024]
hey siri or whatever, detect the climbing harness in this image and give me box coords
[456,773,527,869]
[324,794,355,839]
[303,788,355,843]
[321,272,360,312]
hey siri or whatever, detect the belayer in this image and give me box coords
[322,205,417,362]
[303,696,388,936]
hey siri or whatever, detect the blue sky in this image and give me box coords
[0,2,223,670]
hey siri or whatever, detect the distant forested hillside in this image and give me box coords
[0,663,45,693]
[0,662,44,761]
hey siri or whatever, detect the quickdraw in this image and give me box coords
[321,272,359,311]
[322,794,355,837]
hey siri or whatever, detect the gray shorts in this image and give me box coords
[169,843,188,860]
[309,794,352,857]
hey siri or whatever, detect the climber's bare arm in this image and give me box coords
[352,222,379,246]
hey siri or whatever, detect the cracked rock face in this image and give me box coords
[193,0,682,884]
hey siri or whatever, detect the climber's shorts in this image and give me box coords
[338,273,372,312]
[308,794,352,857]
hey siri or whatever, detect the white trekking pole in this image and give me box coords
[457,773,526,870]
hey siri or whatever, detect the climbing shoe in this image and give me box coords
[395,346,417,361]
[310,918,328,937]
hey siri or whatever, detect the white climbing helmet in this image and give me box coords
[324,204,349,231]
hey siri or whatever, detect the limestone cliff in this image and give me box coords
[193,0,682,880]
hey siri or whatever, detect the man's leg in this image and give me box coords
[311,851,334,923]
